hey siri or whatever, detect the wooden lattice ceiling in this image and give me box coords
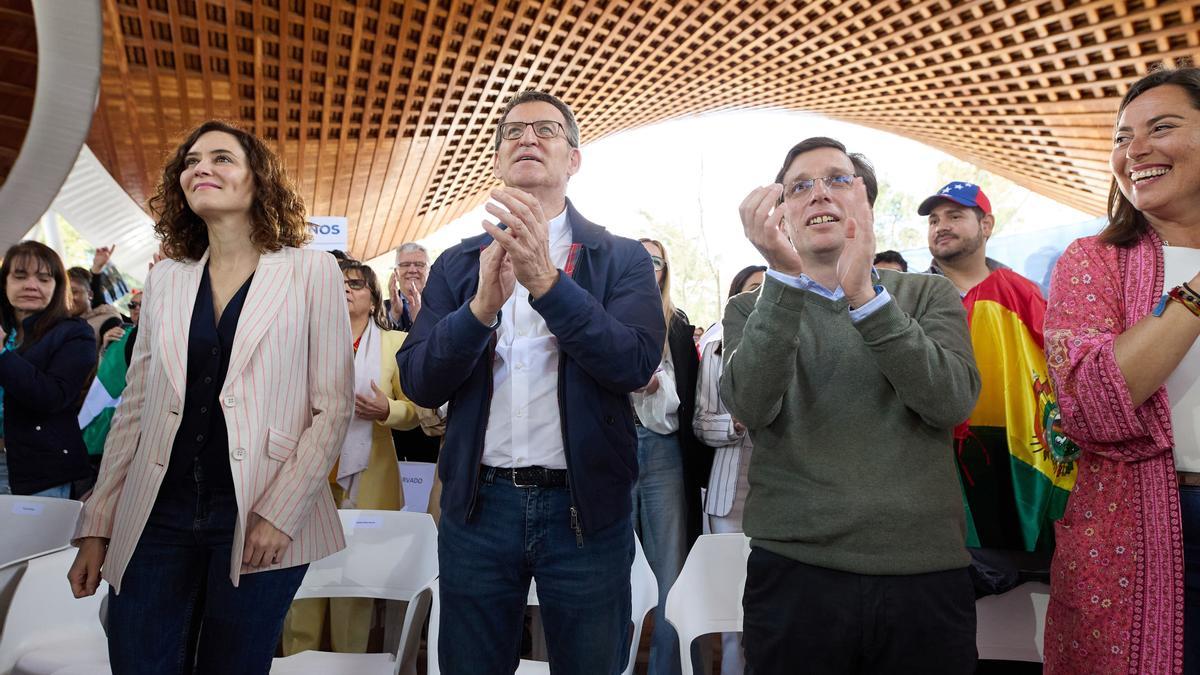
[87,0,1200,260]
[0,0,37,190]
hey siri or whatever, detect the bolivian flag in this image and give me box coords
[957,269,1077,552]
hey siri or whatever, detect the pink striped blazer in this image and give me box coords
[75,246,354,592]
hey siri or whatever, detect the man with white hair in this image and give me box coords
[386,242,429,331]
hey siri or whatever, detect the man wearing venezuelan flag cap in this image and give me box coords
[920,181,1078,553]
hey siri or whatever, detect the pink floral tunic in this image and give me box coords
[1044,229,1184,674]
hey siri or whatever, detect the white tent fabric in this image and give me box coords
[49,146,157,283]
[0,0,102,250]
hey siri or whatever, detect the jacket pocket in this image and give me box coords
[266,427,300,462]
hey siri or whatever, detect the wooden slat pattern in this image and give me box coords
[0,0,37,190]
[88,0,1200,260]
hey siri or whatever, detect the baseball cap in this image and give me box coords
[917,182,992,216]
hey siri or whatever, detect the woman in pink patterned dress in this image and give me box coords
[1044,67,1200,674]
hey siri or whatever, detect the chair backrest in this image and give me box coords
[293,510,439,602]
[0,548,108,674]
[664,533,752,675]
[975,581,1049,663]
[0,496,82,568]
[426,535,658,675]
[624,535,658,675]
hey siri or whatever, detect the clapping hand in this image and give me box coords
[739,185,803,276]
[388,270,405,321]
[401,279,422,322]
[469,241,516,326]
[835,177,877,308]
[482,188,560,298]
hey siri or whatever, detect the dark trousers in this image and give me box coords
[743,547,977,675]
[437,471,634,675]
[107,459,308,675]
[1182,485,1200,674]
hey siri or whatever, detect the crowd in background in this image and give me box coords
[0,66,1198,675]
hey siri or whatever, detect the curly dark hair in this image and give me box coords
[149,120,310,261]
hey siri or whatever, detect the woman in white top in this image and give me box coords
[631,237,707,675]
[693,264,765,675]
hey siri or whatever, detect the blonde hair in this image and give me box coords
[639,237,674,355]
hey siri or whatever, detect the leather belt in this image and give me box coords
[1179,471,1200,487]
[480,465,568,488]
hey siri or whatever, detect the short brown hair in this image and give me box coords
[149,120,310,261]
[1100,68,1200,247]
[773,137,878,207]
[0,241,72,348]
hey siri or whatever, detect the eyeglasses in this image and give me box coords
[649,256,666,271]
[784,174,859,199]
[128,301,141,310]
[343,278,367,290]
[396,261,427,270]
[499,120,568,142]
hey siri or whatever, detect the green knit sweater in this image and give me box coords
[721,271,979,575]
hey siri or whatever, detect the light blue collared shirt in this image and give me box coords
[765,268,892,322]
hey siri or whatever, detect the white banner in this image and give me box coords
[307,216,349,252]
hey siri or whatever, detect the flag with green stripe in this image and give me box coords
[78,329,132,456]
[956,269,1077,552]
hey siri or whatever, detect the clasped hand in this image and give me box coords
[470,188,559,325]
[737,178,877,307]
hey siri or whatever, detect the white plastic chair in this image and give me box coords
[0,496,82,568]
[0,548,109,675]
[664,533,752,675]
[425,535,657,675]
[271,510,440,675]
[975,581,1050,663]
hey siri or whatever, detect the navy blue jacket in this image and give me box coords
[397,201,665,532]
[0,314,97,494]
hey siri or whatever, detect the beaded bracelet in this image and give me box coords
[1153,285,1200,317]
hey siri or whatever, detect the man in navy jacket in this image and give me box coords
[397,90,664,674]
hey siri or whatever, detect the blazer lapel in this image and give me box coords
[159,252,207,404]
[223,249,292,388]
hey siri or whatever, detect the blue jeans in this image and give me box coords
[438,469,634,675]
[1183,485,1200,673]
[107,460,307,675]
[32,482,71,498]
[633,427,688,675]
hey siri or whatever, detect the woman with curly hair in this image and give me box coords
[67,120,354,674]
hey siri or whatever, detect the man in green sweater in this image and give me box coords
[724,137,981,674]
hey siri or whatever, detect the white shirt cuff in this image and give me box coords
[848,287,891,323]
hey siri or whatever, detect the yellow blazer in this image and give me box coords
[76,247,355,592]
[330,328,419,511]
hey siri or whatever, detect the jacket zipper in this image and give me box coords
[560,249,585,548]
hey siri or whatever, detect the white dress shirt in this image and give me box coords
[765,268,891,322]
[1162,245,1200,472]
[481,208,572,469]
